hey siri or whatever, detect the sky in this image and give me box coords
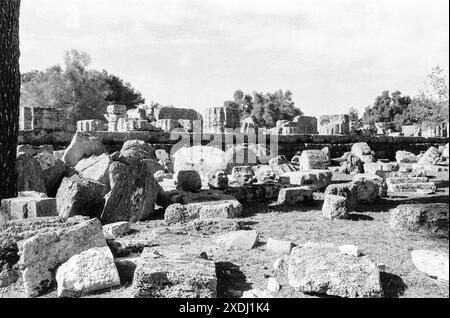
[19,0,449,117]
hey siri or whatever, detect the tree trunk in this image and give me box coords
[0,0,21,202]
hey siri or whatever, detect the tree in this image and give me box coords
[362,90,412,130]
[348,107,359,121]
[226,89,302,127]
[20,50,146,123]
[418,66,449,127]
[0,0,21,201]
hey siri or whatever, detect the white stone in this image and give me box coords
[339,244,361,257]
[56,246,121,297]
[266,238,294,254]
[216,230,259,250]
[102,222,131,240]
[267,277,281,293]
[411,250,449,282]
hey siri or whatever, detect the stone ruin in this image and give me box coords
[319,114,350,135]
[152,105,203,133]
[203,105,241,133]
[20,106,69,131]
[6,103,450,299]
[270,116,318,135]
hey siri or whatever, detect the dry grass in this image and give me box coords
[1,172,448,298]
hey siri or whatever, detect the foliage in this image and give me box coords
[21,50,145,122]
[348,107,359,121]
[225,89,303,128]
[362,90,412,130]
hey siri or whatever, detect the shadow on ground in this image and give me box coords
[216,262,253,298]
[380,272,407,298]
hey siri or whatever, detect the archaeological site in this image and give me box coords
[0,0,449,306]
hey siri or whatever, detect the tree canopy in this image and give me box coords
[362,66,449,131]
[20,50,145,123]
[225,89,303,128]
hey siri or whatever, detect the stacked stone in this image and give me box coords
[318,114,350,135]
[104,104,127,132]
[203,106,240,133]
[77,119,107,132]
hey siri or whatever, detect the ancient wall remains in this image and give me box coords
[203,106,241,133]
[319,114,350,135]
[20,107,67,131]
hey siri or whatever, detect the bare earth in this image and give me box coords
[1,171,449,298]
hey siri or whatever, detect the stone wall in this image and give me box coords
[19,129,449,162]
[319,114,350,135]
[154,106,202,121]
[203,106,240,133]
[20,107,68,131]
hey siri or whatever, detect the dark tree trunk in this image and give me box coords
[0,0,21,202]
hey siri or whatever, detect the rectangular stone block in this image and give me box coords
[131,247,217,298]
[277,187,313,205]
[387,182,437,193]
[18,218,107,297]
[1,197,57,221]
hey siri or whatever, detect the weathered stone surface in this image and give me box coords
[389,204,449,236]
[298,150,330,171]
[387,182,437,194]
[62,132,106,167]
[319,114,350,135]
[16,153,47,194]
[173,146,226,179]
[396,151,418,163]
[0,197,57,221]
[266,238,294,254]
[324,183,358,211]
[208,170,229,189]
[18,218,107,297]
[143,159,165,176]
[177,170,202,192]
[252,165,276,183]
[352,174,384,202]
[267,277,281,293]
[17,144,54,157]
[411,250,449,282]
[18,191,48,198]
[101,159,158,224]
[221,144,275,175]
[417,146,441,165]
[34,152,66,196]
[339,244,361,257]
[288,243,383,298]
[351,142,375,163]
[74,154,112,188]
[280,170,332,191]
[203,106,240,133]
[0,264,19,288]
[102,222,131,240]
[216,230,259,250]
[56,246,120,297]
[322,195,349,220]
[277,187,313,205]
[442,143,449,159]
[56,176,108,219]
[231,166,256,186]
[131,247,217,298]
[165,196,242,225]
[351,142,372,157]
[242,289,274,298]
[120,140,155,161]
[339,153,364,175]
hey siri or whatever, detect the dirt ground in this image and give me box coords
[1,171,449,298]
